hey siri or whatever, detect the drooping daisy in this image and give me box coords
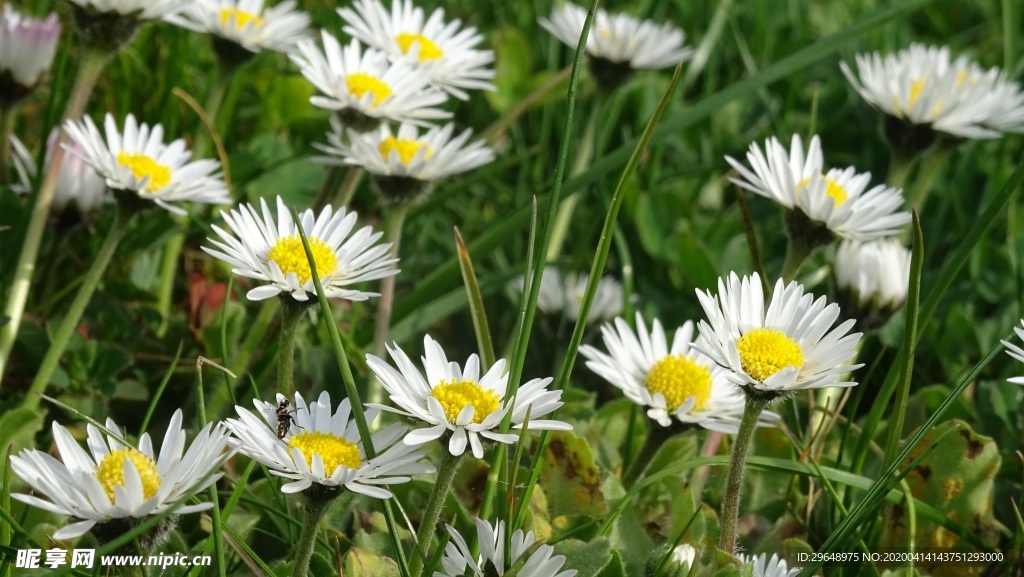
[226,391,432,496]
[738,553,799,577]
[0,5,60,103]
[291,32,449,130]
[319,121,494,203]
[338,0,495,99]
[841,44,1024,141]
[539,3,691,90]
[166,0,312,54]
[693,272,863,394]
[580,313,779,432]
[67,0,190,20]
[365,335,572,458]
[1000,320,1024,386]
[63,113,230,215]
[202,195,399,302]
[435,519,577,577]
[10,132,109,214]
[726,134,910,241]
[834,238,911,330]
[511,267,624,325]
[10,410,232,541]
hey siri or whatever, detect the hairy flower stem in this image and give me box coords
[410,449,465,577]
[718,394,771,555]
[779,239,811,283]
[22,207,130,411]
[290,494,331,577]
[277,301,305,396]
[0,48,109,386]
[620,420,674,489]
[370,202,410,402]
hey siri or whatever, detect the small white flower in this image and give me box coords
[10,132,110,214]
[841,44,1024,140]
[290,32,449,125]
[580,313,779,432]
[320,121,494,182]
[365,335,573,458]
[539,2,692,70]
[1000,320,1024,386]
[339,0,495,99]
[668,544,698,573]
[166,0,312,54]
[11,410,232,541]
[739,553,799,577]
[726,134,911,241]
[67,0,191,20]
[0,5,61,90]
[202,195,399,302]
[63,113,229,215]
[693,272,863,393]
[834,238,911,311]
[435,519,577,577]
[225,391,433,496]
[512,267,624,325]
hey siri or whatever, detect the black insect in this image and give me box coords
[275,399,303,439]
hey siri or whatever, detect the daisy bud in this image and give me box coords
[0,6,61,105]
[834,238,912,331]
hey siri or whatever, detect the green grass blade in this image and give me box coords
[454,227,497,367]
[138,340,183,436]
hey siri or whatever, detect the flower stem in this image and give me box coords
[906,145,952,209]
[278,301,305,396]
[718,394,771,555]
[21,206,130,411]
[332,166,364,208]
[621,420,674,489]
[410,449,465,577]
[0,48,109,386]
[290,494,331,577]
[887,149,916,191]
[370,202,410,401]
[0,103,17,185]
[546,97,602,262]
[779,237,812,283]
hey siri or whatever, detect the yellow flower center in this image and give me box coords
[645,355,713,411]
[798,174,848,206]
[430,379,501,424]
[908,78,925,107]
[735,328,804,382]
[117,152,171,193]
[94,448,161,502]
[346,73,393,107]
[379,136,432,165]
[396,32,443,61]
[288,431,361,472]
[218,8,263,30]
[267,235,338,285]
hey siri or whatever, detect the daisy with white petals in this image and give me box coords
[202,195,399,302]
[0,5,61,99]
[10,132,109,214]
[225,392,433,496]
[68,0,189,20]
[739,553,799,577]
[436,519,577,577]
[167,0,312,54]
[291,32,449,127]
[841,44,1024,140]
[512,267,624,325]
[834,238,911,330]
[694,272,863,394]
[366,335,572,458]
[63,113,229,215]
[580,313,779,433]
[11,410,232,540]
[1000,320,1024,386]
[726,134,910,241]
[339,0,495,99]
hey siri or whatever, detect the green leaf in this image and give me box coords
[344,548,401,577]
[554,538,613,577]
[0,407,45,455]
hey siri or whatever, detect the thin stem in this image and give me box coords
[332,166,364,208]
[0,104,17,185]
[779,236,812,283]
[0,48,109,385]
[290,495,331,577]
[621,420,674,489]
[906,145,952,209]
[718,394,771,555]
[278,301,305,396]
[887,149,916,190]
[370,202,410,398]
[22,207,130,411]
[545,98,602,262]
[410,449,465,577]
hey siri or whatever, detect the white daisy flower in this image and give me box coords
[834,238,911,329]
[0,5,61,95]
[1000,320,1024,386]
[693,272,863,393]
[225,391,432,496]
[338,0,495,100]
[726,134,911,241]
[539,2,692,71]
[290,32,449,127]
[435,519,577,577]
[10,410,232,541]
[10,132,110,214]
[512,267,624,325]
[668,544,698,573]
[739,553,799,577]
[63,113,229,216]
[841,44,1024,140]
[202,195,399,302]
[166,0,312,54]
[365,335,573,458]
[580,313,779,433]
[67,0,191,20]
